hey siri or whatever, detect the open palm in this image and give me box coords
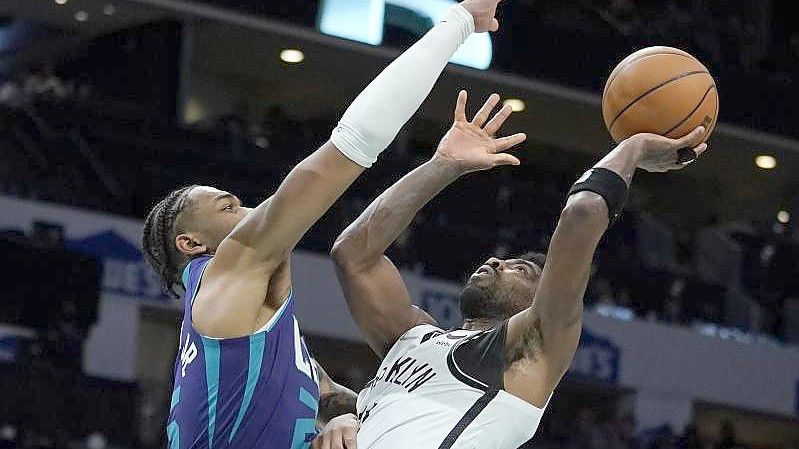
[435,91,527,174]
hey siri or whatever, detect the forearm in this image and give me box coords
[593,138,644,187]
[331,4,474,167]
[520,143,644,355]
[333,157,462,267]
[317,386,358,426]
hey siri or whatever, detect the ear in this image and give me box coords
[175,233,208,257]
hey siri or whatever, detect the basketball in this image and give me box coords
[601,46,719,143]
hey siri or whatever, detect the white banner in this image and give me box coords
[1,195,798,421]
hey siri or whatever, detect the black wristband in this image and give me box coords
[568,167,629,226]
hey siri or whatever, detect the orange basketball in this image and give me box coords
[601,46,719,144]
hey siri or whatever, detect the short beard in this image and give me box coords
[459,279,515,322]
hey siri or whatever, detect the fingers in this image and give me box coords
[493,132,527,152]
[673,143,708,170]
[674,126,706,150]
[471,93,501,128]
[483,104,513,136]
[492,152,521,167]
[454,90,468,123]
[343,426,358,449]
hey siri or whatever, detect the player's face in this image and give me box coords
[459,257,543,321]
[180,186,253,253]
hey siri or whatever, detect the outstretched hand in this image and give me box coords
[460,0,503,32]
[626,126,709,173]
[434,90,526,174]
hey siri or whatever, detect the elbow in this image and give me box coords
[330,233,360,271]
[560,192,608,228]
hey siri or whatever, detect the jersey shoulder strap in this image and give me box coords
[386,323,444,358]
[448,320,508,391]
[181,256,212,308]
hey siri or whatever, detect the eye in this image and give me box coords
[515,266,527,273]
[223,204,234,211]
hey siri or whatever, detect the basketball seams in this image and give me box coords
[608,70,710,133]
[662,84,717,136]
[602,51,699,99]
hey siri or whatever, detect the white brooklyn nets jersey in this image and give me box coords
[356,321,550,449]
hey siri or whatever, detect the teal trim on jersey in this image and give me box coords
[265,289,293,333]
[170,386,181,412]
[181,263,191,289]
[228,332,266,443]
[202,338,221,448]
[291,418,317,449]
[183,258,210,307]
[299,387,317,412]
[167,420,180,449]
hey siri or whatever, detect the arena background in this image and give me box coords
[0,0,798,448]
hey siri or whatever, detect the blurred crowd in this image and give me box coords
[535,0,796,76]
[1,74,798,346]
[0,64,92,109]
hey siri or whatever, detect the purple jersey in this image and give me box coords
[166,256,320,449]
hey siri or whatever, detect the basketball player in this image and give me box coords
[140,1,505,448]
[330,90,709,448]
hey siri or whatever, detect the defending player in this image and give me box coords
[140,1,507,447]
[330,90,708,448]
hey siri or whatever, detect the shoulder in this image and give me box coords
[383,323,445,357]
[449,321,509,391]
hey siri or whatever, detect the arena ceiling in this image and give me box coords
[10,0,799,224]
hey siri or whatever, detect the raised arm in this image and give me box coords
[331,91,525,357]
[505,127,709,399]
[194,1,500,337]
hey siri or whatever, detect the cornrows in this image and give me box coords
[141,185,198,298]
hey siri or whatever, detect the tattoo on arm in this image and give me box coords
[317,390,358,425]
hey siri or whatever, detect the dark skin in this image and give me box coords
[332,90,708,408]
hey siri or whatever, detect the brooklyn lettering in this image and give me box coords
[376,356,437,393]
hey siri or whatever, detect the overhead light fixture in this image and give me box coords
[754,155,777,169]
[777,210,790,224]
[103,4,116,15]
[74,10,89,22]
[280,49,304,64]
[55,0,68,5]
[503,98,525,112]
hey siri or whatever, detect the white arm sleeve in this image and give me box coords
[331,4,475,168]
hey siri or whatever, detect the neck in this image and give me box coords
[462,318,501,331]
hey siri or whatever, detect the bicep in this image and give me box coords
[335,255,436,357]
[507,194,607,371]
[227,141,364,265]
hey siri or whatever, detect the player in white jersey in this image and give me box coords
[323,89,710,449]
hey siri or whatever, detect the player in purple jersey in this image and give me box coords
[140,1,506,448]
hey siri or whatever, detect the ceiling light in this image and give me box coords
[754,155,777,169]
[503,98,525,112]
[74,10,89,22]
[103,4,116,15]
[280,49,304,64]
[777,211,790,224]
[55,0,68,5]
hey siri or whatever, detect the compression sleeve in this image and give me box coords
[330,4,475,168]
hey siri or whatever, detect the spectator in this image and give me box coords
[677,423,703,449]
[714,420,748,449]
[0,74,24,108]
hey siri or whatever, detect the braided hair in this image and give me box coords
[142,185,199,298]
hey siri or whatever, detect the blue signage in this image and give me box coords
[568,328,620,384]
[67,230,169,301]
[318,0,492,69]
[0,336,16,363]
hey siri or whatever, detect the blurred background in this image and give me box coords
[0,0,798,448]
